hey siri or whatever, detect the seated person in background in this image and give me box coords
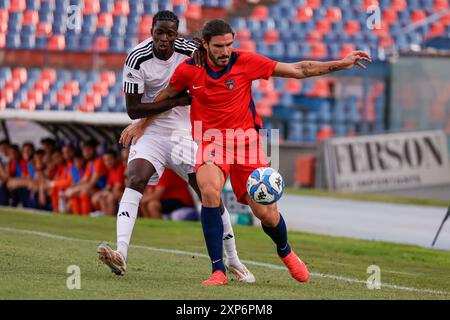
[28,149,52,211]
[47,144,75,212]
[140,168,198,221]
[91,149,125,216]
[6,142,35,208]
[65,140,107,215]
[0,140,10,205]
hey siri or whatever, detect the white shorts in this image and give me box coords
[127,131,197,185]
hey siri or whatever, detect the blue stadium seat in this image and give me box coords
[20,34,36,49]
[304,122,318,143]
[285,43,301,59]
[100,0,113,13]
[279,93,294,108]
[6,33,21,49]
[65,35,79,51]
[0,0,9,9]
[219,0,232,7]
[231,17,247,31]
[109,37,125,53]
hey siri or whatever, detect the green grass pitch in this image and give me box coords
[1,208,450,300]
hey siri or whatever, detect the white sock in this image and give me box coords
[116,188,142,261]
[222,207,240,265]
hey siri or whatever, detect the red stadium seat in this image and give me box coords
[263,30,280,45]
[28,89,43,105]
[236,28,251,41]
[310,42,328,59]
[379,36,393,48]
[340,43,356,59]
[101,72,116,86]
[12,67,27,83]
[257,79,274,92]
[411,10,426,23]
[9,0,26,12]
[364,0,379,9]
[344,20,361,36]
[85,93,102,108]
[172,0,188,5]
[36,22,52,36]
[0,87,14,104]
[139,15,153,37]
[264,90,280,105]
[373,20,389,37]
[48,35,66,51]
[285,79,302,94]
[391,0,407,11]
[0,21,6,33]
[84,0,100,15]
[307,30,322,42]
[251,5,269,20]
[383,8,398,24]
[0,9,8,24]
[306,0,321,9]
[238,40,256,52]
[93,82,109,96]
[441,13,450,25]
[0,32,5,48]
[307,78,330,97]
[23,10,39,25]
[326,7,342,22]
[5,79,21,92]
[184,3,202,20]
[317,125,334,144]
[316,19,331,35]
[64,81,80,96]
[428,21,445,38]
[296,6,313,22]
[21,100,36,111]
[255,99,273,117]
[93,37,109,52]
[434,0,449,11]
[34,79,50,94]
[113,1,130,16]
[98,13,113,29]
[41,68,56,83]
[57,91,72,106]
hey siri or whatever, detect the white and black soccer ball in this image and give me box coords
[246,167,284,205]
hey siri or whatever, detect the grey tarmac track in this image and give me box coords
[272,194,450,251]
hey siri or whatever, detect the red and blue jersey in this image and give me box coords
[169,49,277,140]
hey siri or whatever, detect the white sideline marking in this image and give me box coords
[0,226,449,296]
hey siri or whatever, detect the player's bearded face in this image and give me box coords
[205,34,234,67]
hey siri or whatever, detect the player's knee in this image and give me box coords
[199,183,221,207]
[255,205,279,227]
[126,174,147,194]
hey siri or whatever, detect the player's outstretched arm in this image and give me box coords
[125,90,190,120]
[272,50,372,79]
[119,86,184,147]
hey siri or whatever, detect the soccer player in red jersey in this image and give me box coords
[123,19,372,286]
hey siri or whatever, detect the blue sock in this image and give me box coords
[261,213,292,258]
[201,206,226,273]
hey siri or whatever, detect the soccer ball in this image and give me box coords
[246,167,284,205]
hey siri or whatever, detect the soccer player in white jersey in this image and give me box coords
[97,11,255,283]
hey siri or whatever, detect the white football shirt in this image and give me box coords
[122,37,198,135]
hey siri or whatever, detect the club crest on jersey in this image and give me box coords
[225,79,235,90]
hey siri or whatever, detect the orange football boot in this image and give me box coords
[280,251,310,282]
[201,270,227,286]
